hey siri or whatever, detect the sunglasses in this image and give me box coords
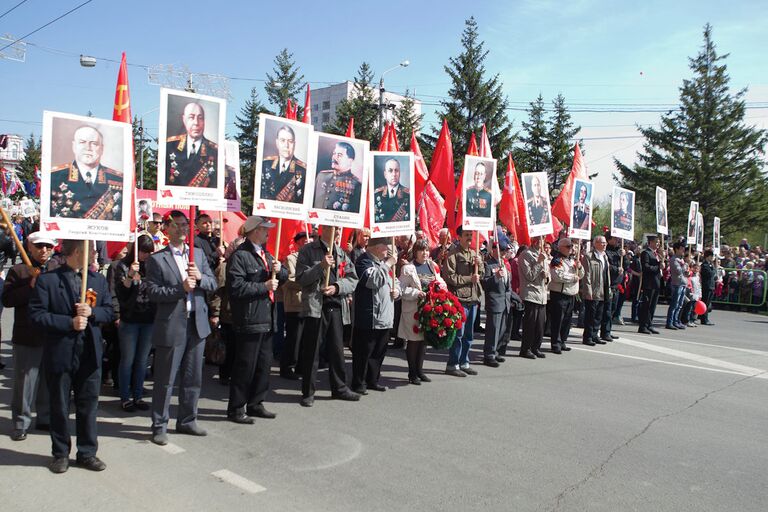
[33,243,54,249]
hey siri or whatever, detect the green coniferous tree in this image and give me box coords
[17,133,41,182]
[133,116,158,190]
[329,62,379,144]
[393,90,424,151]
[265,49,305,118]
[431,17,515,183]
[517,94,548,175]
[235,88,273,215]
[546,94,582,196]
[616,24,768,238]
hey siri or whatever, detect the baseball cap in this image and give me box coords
[242,216,276,233]
[28,231,58,246]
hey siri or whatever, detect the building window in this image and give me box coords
[313,104,318,111]
[322,113,330,123]
[312,116,318,124]
[322,101,330,110]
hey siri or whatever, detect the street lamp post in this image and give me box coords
[378,60,410,139]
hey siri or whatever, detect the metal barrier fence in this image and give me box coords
[712,268,767,308]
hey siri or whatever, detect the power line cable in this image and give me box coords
[0,0,30,21]
[0,0,94,53]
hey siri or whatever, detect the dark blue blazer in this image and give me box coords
[29,266,115,373]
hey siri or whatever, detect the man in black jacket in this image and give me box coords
[700,250,717,325]
[226,216,287,423]
[481,241,513,366]
[602,235,627,341]
[638,235,664,334]
[194,212,222,272]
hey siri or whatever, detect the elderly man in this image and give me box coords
[146,212,168,252]
[313,142,362,212]
[466,162,492,218]
[638,235,664,335]
[518,238,550,359]
[580,235,610,346]
[548,238,583,354]
[4,231,57,442]
[351,238,401,393]
[226,216,288,423]
[29,240,114,473]
[165,102,218,187]
[49,125,123,220]
[526,176,550,225]
[374,158,410,222]
[666,241,688,330]
[430,228,452,268]
[260,124,306,203]
[481,241,513,366]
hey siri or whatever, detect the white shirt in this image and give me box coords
[170,243,194,313]
[76,161,99,184]
[187,138,202,158]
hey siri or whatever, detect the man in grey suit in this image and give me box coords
[481,241,513,367]
[146,210,216,445]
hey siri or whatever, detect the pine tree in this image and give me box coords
[616,24,768,238]
[329,62,378,143]
[546,94,582,196]
[17,133,41,182]
[265,49,305,117]
[517,94,548,175]
[235,88,272,214]
[433,17,516,181]
[133,116,158,190]
[394,90,424,151]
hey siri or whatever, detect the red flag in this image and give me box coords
[429,120,455,231]
[1,168,7,195]
[112,52,135,233]
[546,216,564,243]
[551,142,587,225]
[345,117,355,138]
[467,132,479,156]
[285,99,294,120]
[387,122,400,151]
[411,131,429,208]
[377,122,391,151]
[301,85,311,124]
[419,181,447,248]
[34,166,41,198]
[266,218,304,261]
[498,154,529,246]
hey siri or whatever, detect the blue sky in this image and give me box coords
[1,0,766,197]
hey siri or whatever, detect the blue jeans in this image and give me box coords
[448,304,477,368]
[118,322,153,402]
[666,285,686,326]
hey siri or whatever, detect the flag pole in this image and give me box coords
[272,218,283,279]
[218,211,224,249]
[391,236,396,295]
[324,226,335,288]
[189,206,196,262]
[80,240,89,303]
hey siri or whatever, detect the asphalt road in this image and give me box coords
[0,304,766,512]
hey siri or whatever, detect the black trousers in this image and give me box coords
[510,308,523,340]
[583,300,605,342]
[280,312,304,374]
[219,323,237,382]
[701,288,714,323]
[549,291,575,347]
[601,288,618,337]
[227,332,272,415]
[520,301,546,354]
[46,345,101,459]
[351,327,389,390]
[300,307,349,397]
[638,288,660,330]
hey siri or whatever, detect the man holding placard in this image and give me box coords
[260,124,306,204]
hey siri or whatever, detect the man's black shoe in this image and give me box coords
[600,336,613,342]
[351,387,369,395]
[519,350,536,359]
[228,412,255,425]
[562,345,572,351]
[551,346,562,355]
[484,359,500,367]
[11,429,26,441]
[368,384,387,392]
[417,373,432,382]
[332,391,361,401]
[409,377,421,385]
[495,356,506,363]
[461,366,478,375]
[532,350,546,359]
[610,335,620,340]
[638,328,651,334]
[151,432,168,445]
[445,368,467,377]
[49,457,69,474]
[76,456,106,472]
[177,424,208,436]
[280,370,301,381]
[649,327,660,334]
[300,396,315,407]
[702,321,715,326]
[249,404,277,419]
[582,340,596,346]
[665,324,678,330]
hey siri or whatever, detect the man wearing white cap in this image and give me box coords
[4,231,58,442]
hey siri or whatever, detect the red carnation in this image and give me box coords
[412,326,419,334]
[430,319,439,328]
[435,305,444,314]
[413,313,419,320]
[456,320,463,329]
[437,329,446,337]
[443,318,452,327]
[423,304,432,313]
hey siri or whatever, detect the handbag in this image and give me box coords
[204,326,227,366]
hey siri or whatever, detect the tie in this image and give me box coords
[390,188,396,198]
[191,143,197,156]
[85,171,92,186]
[257,250,274,302]
[281,162,288,172]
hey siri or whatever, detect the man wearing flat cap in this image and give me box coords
[225,216,288,423]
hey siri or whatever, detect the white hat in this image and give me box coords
[28,231,58,246]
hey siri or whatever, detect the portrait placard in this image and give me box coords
[713,217,721,255]
[461,155,497,232]
[655,186,668,235]
[252,114,315,220]
[568,178,593,240]
[610,186,635,240]
[157,88,226,208]
[209,140,242,212]
[308,132,369,229]
[696,212,704,252]
[368,151,415,238]
[136,197,152,224]
[521,172,553,237]
[686,201,699,245]
[20,198,37,218]
[40,111,133,241]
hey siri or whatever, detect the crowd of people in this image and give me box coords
[0,212,764,474]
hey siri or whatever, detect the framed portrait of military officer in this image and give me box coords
[253,114,314,220]
[40,111,132,241]
[157,88,226,208]
[461,155,497,232]
[696,212,704,252]
[713,217,721,255]
[308,132,369,229]
[521,171,553,237]
[656,186,668,235]
[210,140,242,212]
[611,186,635,241]
[20,198,37,218]
[568,178,593,239]
[368,151,415,237]
[686,201,699,245]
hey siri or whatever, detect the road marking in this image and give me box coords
[618,337,768,378]
[98,416,124,424]
[627,335,768,357]
[211,469,266,494]
[570,346,753,377]
[161,442,186,455]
